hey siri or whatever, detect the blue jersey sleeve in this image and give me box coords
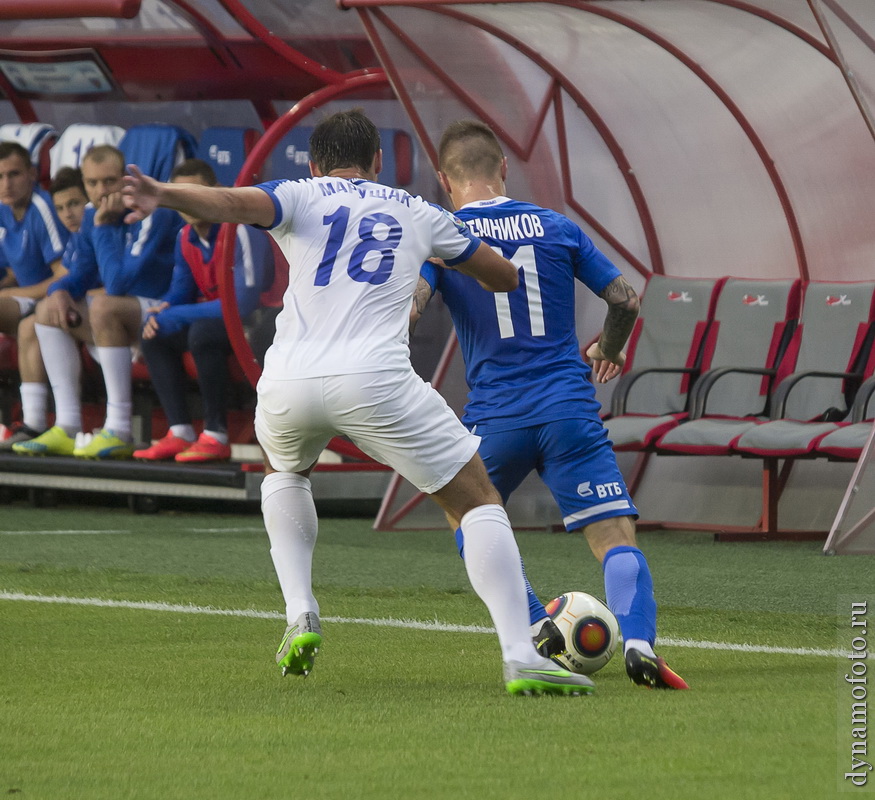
[161,233,200,307]
[569,220,621,294]
[151,302,217,337]
[253,181,288,230]
[48,210,101,300]
[96,208,181,297]
[419,259,440,293]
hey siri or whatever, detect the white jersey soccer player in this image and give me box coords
[253,175,491,493]
[122,108,596,697]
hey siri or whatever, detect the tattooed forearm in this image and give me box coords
[597,276,640,358]
[409,276,434,336]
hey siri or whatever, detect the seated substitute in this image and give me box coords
[15,145,180,458]
[132,158,272,463]
[0,141,69,448]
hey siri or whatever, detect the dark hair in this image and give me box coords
[438,120,504,182]
[170,157,218,185]
[309,109,380,176]
[50,166,86,197]
[0,140,32,168]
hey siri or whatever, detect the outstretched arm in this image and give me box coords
[122,164,276,228]
[586,275,640,383]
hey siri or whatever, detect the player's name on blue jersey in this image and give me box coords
[317,179,412,206]
[464,213,545,242]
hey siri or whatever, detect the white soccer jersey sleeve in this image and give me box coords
[257,177,478,379]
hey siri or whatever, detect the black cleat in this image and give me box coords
[530,617,567,659]
[625,648,690,690]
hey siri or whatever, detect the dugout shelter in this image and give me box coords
[0,1,873,546]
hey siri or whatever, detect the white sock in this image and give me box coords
[35,324,82,434]
[459,504,542,665]
[19,382,48,432]
[96,346,133,438]
[624,638,656,658]
[261,472,319,625]
[169,424,196,442]
[203,429,228,445]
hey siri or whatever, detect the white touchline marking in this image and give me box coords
[189,528,265,533]
[0,592,863,659]
[0,528,264,535]
[0,530,133,535]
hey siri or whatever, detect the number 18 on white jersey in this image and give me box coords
[256,176,478,380]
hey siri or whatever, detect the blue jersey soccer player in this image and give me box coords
[412,120,688,690]
[0,141,69,448]
[17,144,181,459]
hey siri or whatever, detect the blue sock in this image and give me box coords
[602,545,657,645]
[455,526,546,626]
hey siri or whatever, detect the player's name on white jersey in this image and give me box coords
[317,179,412,206]
[465,213,545,241]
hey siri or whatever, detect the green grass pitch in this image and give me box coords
[1,500,871,799]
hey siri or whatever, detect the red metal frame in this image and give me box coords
[810,0,875,146]
[162,0,241,69]
[216,70,390,390]
[216,0,346,85]
[0,0,140,19]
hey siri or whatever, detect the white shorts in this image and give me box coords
[255,368,480,494]
[136,296,163,325]
[11,296,36,317]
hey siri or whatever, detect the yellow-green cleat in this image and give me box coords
[504,660,595,696]
[12,425,76,456]
[73,429,135,460]
[276,612,323,677]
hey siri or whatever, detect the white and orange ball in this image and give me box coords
[545,591,620,675]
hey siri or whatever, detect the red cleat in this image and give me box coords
[175,432,231,463]
[625,649,690,690]
[133,433,193,461]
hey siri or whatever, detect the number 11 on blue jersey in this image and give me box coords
[492,244,545,338]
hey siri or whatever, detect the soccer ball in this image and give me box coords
[545,591,620,675]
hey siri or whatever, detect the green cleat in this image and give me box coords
[73,429,135,460]
[504,660,595,697]
[276,612,323,677]
[13,425,76,456]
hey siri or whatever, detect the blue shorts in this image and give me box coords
[476,417,639,531]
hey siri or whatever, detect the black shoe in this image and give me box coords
[530,617,567,658]
[625,648,690,690]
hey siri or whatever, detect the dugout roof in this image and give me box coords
[342,0,875,293]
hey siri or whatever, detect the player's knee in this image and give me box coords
[33,300,51,326]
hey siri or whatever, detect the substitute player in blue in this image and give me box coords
[0,141,69,448]
[412,120,688,690]
[19,144,181,458]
